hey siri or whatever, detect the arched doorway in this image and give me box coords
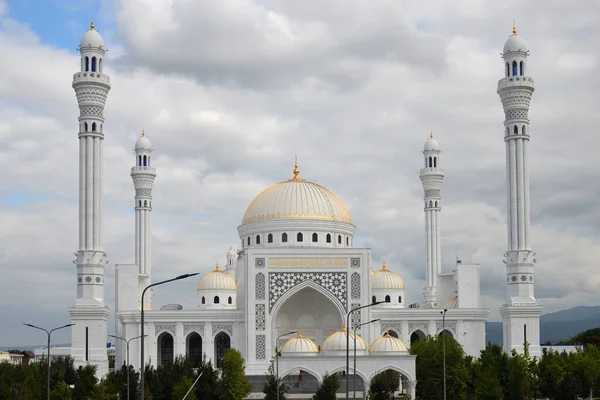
[157,332,174,366]
[273,286,343,348]
[410,330,425,345]
[215,332,230,368]
[187,333,202,365]
[439,329,453,338]
[280,368,322,395]
[370,369,410,399]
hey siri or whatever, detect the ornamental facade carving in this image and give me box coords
[269,272,347,313]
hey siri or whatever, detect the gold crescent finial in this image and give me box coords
[382,261,387,270]
[141,129,145,137]
[292,154,300,180]
[512,19,517,36]
[215,261,220,270]
[90,20,95,30]
[430,129,433,139]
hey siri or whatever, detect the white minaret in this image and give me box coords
[68,21,111,377]
[419,132,444,307]
[131,131,156,278]
[497,24,542,357]
[226,246,237,279]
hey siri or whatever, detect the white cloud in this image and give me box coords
[1,0,600,345]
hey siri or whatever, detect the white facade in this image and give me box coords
[497,25,542,358]
[68,21,111,378]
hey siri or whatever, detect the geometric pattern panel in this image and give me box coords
[256,335,266,360]
[184,324,205,337]
[350,303,361,331]
[212,324,233,337]
[268,272,347,313]
[155,324,176,337]
[255,258,265,268]
[350,258,360,268]
[505,108,529,120]
[255,304,266,331]
[424,189,440,198]
[436,322,457,336]
[255,273,266,300]
[350,273,360,299]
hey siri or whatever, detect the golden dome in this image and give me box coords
[371,263,405,290]
[241,159,352,225]
[321,325,366,351]
[440,296,458,309]
[280,332,319,354]
[197,263,238,291]
[369,331,409,353]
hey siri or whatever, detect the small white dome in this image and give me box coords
[197,263,237,291]
[321,326,366,351]
[227,246,236,257]
[423,137,440,152]
[369,332,409,353]
[503,28,528,54]
[80,21,104,49]
[371,263,405,290]
[135,131,152,151]
[280,332,320,354]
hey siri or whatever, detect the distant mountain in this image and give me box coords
[485,305,600,346]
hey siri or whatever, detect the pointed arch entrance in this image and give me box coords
[214,332,230,368]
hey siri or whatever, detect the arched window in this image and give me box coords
[435,201,438,207]
[99,58,102,73]
[85,56,89,72]
[214,296,220,304]
[385,295,391,303]
[326,234,331,243]
[429,200,433,207]
[202,296,205,304]
[187,333,202,365]
[144,200,147,207]
[514,125,518,134]
[228,296,232,304]
[158,333,174,366]
[297,232,303,242]
[92,122,96,132]
[312,233,318,242]
[433,157,437,167]
[247,237,251,246]
[512,61,517,77]
[388,330,399,338]
[143,155,147,166]
[91,57,97,72]
[372,295,377,304]
[256,235,261,245]
[282,233,288,243]
[215,332,231,368]
[522,126,526,135]
[506,62,509,77]
[268,233,273,243]
[346,237,349,246]
[519,61,524,76]
[84,122,88,132]
[338,235,342,244]
[138,155,142,166]
[428,157,433,167]
[139,200,142,207]
[398,296,402,303]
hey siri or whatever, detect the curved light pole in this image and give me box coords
[109,334,146,400]
[353,318,380,400]
[140,273,198,400]
[23,322,74,400]
[345,301,384,400]
[275,331,297,400]
[440,308,448,400]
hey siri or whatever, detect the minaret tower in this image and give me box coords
[419,132,444,307]
[132,131,156,280]
[497,24,542,357]
[68,21,111,377]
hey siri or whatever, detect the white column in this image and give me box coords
[86,136,93,249]
[516,138,525,249]
[79,138,85,249]
[523,141,530,249]
[435,209,442,275]
[93,137,100,249]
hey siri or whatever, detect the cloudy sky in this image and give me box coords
[1,0,599,347]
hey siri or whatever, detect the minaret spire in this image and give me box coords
[68,21,111,377]
[419,131,444,307]
[498,27,542,357]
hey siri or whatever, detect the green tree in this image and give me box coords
[312,373,340,400]
[263,360,286,400]
[505,345,538,400]
[565,328,600,347]
[50,381,72,400]
[72,365,98,400]
[194,356,220,400]
[222,348,252,400]
[576,344,600,398]
[538,348,565,399]
[471,344,508,400]
[172,375,194,400]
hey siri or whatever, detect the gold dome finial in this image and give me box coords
[341,324,347,331]
[430,129,433,139]
[292,154,300,180]
[512,19,517,36]
[215,261,220,271]
[90,20,95,30]
[229,245,232,250]
[382,261,387,270]
[141,129,145,137]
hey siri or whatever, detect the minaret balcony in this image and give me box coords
[497,76,534,91]
[73,72,111,85]
[131,166,157,174]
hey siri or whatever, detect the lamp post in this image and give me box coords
[109,334,146,400]
[275,331,297,400]
[440,308,448,400]
[23,322,74,400]
[346,301,384,400]
[353,318,380,400]
[140,273,198,400]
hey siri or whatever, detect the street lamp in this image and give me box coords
[345,301,385,399]
[140,273,199,400]
[440,308,448,400]
[109,334,146,400]
[275,331,297,400]
[23,322,74,400]
[353,318,380,400]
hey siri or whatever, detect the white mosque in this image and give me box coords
[67,21,542,396]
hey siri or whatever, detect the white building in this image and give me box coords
[67,22,543,393]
